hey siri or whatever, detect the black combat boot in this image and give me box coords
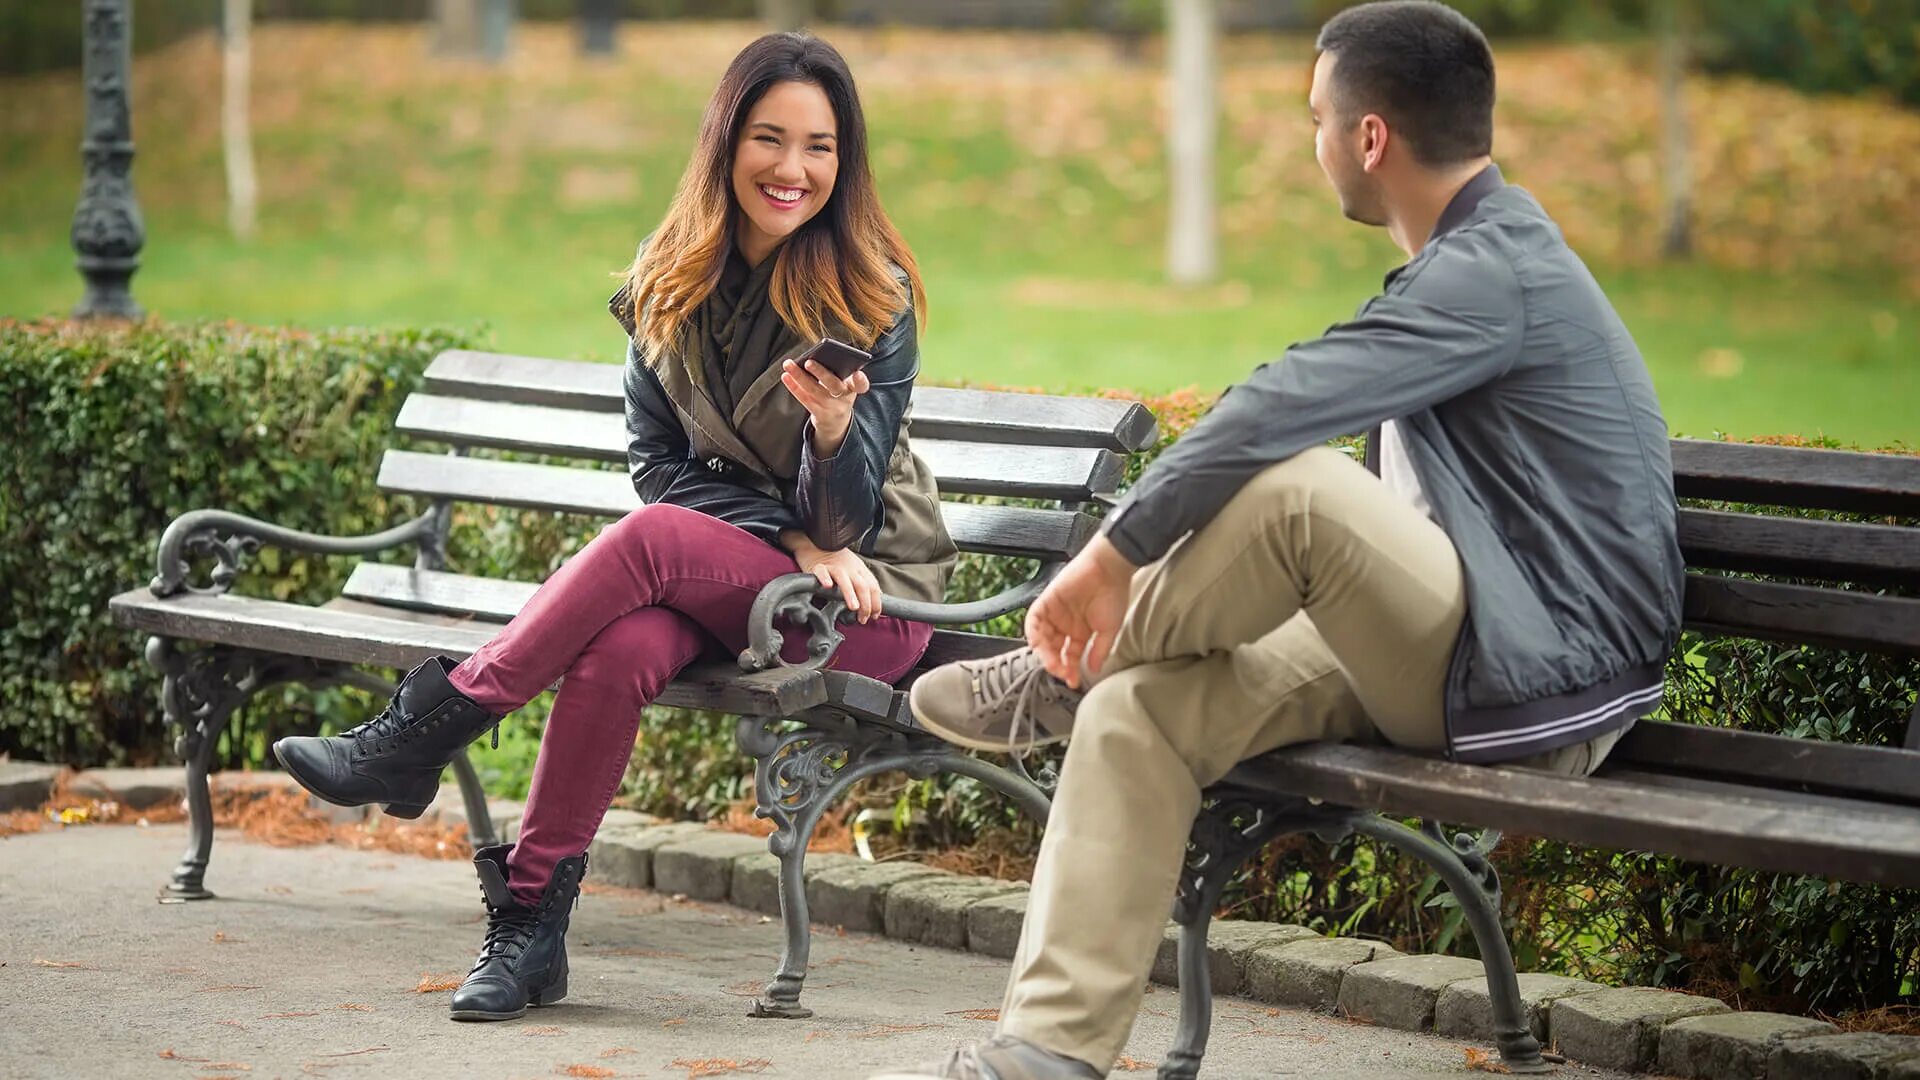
[272,655,498,818]
[449,845,588,1022]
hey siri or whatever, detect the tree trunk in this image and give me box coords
[760,0,811,32]
[1658,0,1692,259]
[222,0,257,242]
[1166,0,1219,284]
[433,0,481,56]
[579,0,617,56]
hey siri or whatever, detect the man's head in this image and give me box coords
[1310,1,1496,226]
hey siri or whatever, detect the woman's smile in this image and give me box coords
[757,182,808,210]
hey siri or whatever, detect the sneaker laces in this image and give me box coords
[971,650,1085,757]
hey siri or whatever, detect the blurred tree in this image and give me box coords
[1167,0,1219,284]
[1105,0,1161,63]
[1658,0,1692,258]
[432,0,513,59]
[761,0,812,31]
[1697,0,1919,105]
[432,0,483,54]
[579,0,617,55]
[222,0,258,242]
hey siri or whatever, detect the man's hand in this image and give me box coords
[1025,535,1137,688]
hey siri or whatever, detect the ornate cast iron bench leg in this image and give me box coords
[739,715,1052,1020]
[148,641,498,901]
[1351,817,1550,1074]
[1159,797,1352,1080]
[1159,798,1550,1078]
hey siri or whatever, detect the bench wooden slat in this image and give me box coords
[376,450,1096,560]
[1612,718,1920,806]
[423,350,1160,451]
[1672,439,1920,517]
[107,588,826,716]
[1683,573,1920,655]
[394,394,1126,502]
[336,564,1023,677]
[1227,742,1920,888]
[1594,766,1920,821]
[1678,509,1920,587]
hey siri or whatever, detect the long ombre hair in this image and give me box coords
[624,33,925,357]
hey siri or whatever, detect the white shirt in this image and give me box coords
[1378,419,1432,518]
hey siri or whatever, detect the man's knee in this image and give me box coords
[1233,446,1356,511]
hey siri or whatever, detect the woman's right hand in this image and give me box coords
[782,531,883,624]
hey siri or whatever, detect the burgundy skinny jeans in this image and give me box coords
[447,502,932,905]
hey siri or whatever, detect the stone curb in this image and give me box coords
[583,818,1920,1079]
[14,760,1918,1080]
[0,760,65,811]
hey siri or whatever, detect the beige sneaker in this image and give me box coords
[907,646,1084,754]
[868,1035,1103,1080]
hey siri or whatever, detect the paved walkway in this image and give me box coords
[3,824,1637,1079]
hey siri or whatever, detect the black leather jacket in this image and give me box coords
[619,298,921,556]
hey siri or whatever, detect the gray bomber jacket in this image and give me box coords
[1101,165,1684,762]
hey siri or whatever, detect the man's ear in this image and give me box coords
[1360,114,1390,173]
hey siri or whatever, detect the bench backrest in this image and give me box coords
[358,350,1158,666]
[1667,438,1920,755]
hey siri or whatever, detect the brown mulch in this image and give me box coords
[1,770,472,861]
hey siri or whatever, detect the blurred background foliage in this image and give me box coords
[8,1,1917,101]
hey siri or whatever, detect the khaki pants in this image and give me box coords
[997,447,1615,1068]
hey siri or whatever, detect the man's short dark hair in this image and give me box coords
[1315,1,1495,166]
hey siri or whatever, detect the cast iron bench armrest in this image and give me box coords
[150,507,442,598]
[738,564,1063,674]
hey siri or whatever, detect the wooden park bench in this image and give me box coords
[109,347,1158,1019]
[1160,440,1920,1077]
[111,351,1920,1065]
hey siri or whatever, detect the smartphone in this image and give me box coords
[793,337,874,381]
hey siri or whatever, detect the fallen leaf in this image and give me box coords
[662,1018,687,1027]
[1114,1057,1154,1072]
[561,1067,616,1078]
[318,1046,389,1058]
[335,1004,374,1012]
[34,959,87,969]
[597,1047,637,1058]
[523,1026,564,1036]
[668,1059,773,1078]
[414,973,461,993]
[158,1049,210,1062]
[946,1008,999,1021]
[850,1023,939,1039]
[1465,1047,1512,1074]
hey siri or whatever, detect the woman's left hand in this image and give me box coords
[782,356,870,457]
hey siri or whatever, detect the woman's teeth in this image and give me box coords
[761,185,804,203]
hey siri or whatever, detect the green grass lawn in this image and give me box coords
[3,24,1914,446]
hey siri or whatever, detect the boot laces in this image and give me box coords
[343,704,416,746]
[971,650,1082,756]
[474,904,540,968]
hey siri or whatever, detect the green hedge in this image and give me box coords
[0,318,464,765]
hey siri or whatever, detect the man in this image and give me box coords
[872,2,1683,1078]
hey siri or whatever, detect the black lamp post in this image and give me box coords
[71,0,145,320]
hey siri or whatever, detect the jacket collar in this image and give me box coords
[1429,162,1504,243]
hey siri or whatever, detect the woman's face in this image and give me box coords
[731,79,840,265]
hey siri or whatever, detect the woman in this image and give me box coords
[272,31,956,1022]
